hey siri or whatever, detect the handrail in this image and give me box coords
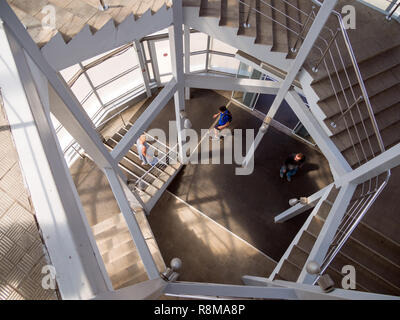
[135,143,178,188]
[314,170,391,283]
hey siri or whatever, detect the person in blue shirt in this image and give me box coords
[211,106,232,140]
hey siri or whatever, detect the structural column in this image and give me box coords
[243,0,339,167]
[184,25,191,100]
[169,0,186,161]
[134,40,152,97]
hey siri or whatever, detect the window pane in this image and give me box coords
[147,62,154,80]
[209,54,240,75]
[70,75,92,104]
[97,69,143,105]
[190,53,206,72]
[82,94,102,120]
[154,39,172,76]
[143,41,151,60]
[86,47,139,87]
[190,32,208,52]
[160,74,173,84]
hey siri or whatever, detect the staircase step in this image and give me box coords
[312,46,400,103]
[297,230,316,253]
[270,0,289,52]
[318,65,400,122]
[238,0,257,39]
[284,0,301,58]
[277,259,301,282]
[343,120,400,168]
[351,222,400,268]
[325,83,400,134]
[331,102,400,152]
[91,213,126,236]
[306,215,325,237]
[287,245,308,269]
[111,263,149,290]
[254,0,274,46]
[102,239,137,265]
[330,252,400,296]
[200,0,220,17]
[315,201,332,221]
[326,186,340,204]
[340,237,400,289]
[97,229,132,255]
[220,0,240,27]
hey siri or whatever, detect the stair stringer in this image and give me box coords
[182,6,292,73]
[41,5,173,71]
[268,184,335,281]
[144,163,184,213]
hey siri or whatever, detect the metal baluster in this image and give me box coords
[312,28,340,72]
[243,1,253,28]
[330,96,363,128]
[290,6,315,53]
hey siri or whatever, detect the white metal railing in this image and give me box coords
[134,143,179,191]
[238,0,386,168]
[237,0,392,283]
[314,170,391,283]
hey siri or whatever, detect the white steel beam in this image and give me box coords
[285,90,352,178]
[165,282,298,299]
[185,74,281,95]
[184,25,191,100]
[242,0,339,167]
[111,79,177,161]
[274,183,333,223]
[242,276,400,300]
[169,0,185,161]
[134,40,152,97]
[93,278,167,300]
[104,168,160,280]
[335,143,400,186]
[0,21,112,299]
[298,182,357,284]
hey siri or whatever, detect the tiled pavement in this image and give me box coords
[0,103,58,300]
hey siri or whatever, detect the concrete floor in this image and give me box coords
[146,89,333,276]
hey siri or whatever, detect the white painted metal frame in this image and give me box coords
[168,0,186,161]
[242,0,339,167]
[298,182,357,284]
[185,74,281,94]
[274,183,334,223]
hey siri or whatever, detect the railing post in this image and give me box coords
[312,28,339,72]
[291,6,315,53]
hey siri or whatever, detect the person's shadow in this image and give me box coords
[300,163,320,174]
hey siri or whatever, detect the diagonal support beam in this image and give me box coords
[297,182,357,284]
[242,0,339,167]
[185,74,281,94]
[111,79,177,161]
[104,168,161,280]
[169,0,186,161]
[285,90,352,178]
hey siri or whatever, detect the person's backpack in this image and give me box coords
[225,111,232,123]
